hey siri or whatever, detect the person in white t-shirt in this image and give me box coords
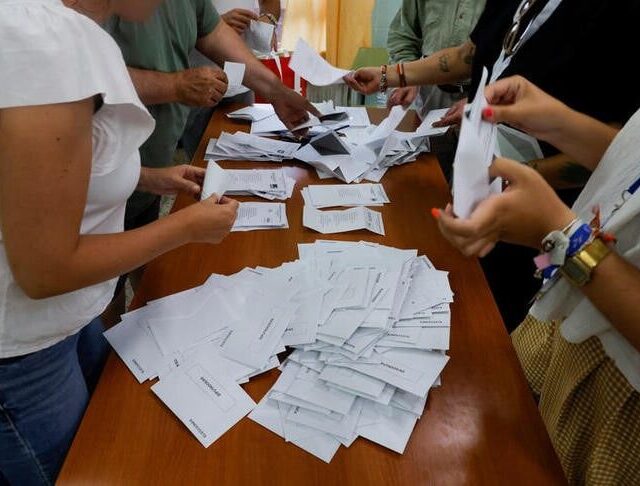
[0,1,239,483]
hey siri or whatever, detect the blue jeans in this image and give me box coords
[0,317,109,485]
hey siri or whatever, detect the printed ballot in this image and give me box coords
[303,206,385,235]
[302,183,390,208]
[232,202,289,231]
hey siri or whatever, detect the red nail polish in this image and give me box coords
[482,107,494,120]
[431,208,441,219]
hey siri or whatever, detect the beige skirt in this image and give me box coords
[512,315,640,485]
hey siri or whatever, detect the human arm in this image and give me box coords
[435,157,640,351]
[195,21,320,129]
[127,66,228,107]
[344,40,475,95]
[0,100,238,299]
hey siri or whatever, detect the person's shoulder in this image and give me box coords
[0,2,126,108]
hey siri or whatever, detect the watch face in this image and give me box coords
[561,258,591,287]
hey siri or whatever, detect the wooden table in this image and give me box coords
[58,106,565,485]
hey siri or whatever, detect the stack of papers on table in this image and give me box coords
[301,183,390,208]
[201,161,295,201]
[293,105,437,184]
[249,241,453,461]
[205,132,301,162]
[248,100,369,137]
[105,240,454,457]
[232,202,289,231]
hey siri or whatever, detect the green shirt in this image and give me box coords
[105,0,219,216]
[387,0,486,63]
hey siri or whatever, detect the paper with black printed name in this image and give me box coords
[303,206,385,235]
[151,362,255,448]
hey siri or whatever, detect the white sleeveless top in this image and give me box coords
[0,0,155,357]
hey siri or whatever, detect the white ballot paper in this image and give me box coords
[224,61,245,86]
[303,206,385,235]
[201,161,230,200]
[303,183,390,208]
[244,20,274,54]
[289,38,351,86]
[151,362,256,448]
[227,104,275,122]
[226,168,295,200]
[232,202,289,231]
[416,108,450,137]
[452,66,498,218]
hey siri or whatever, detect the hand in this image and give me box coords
[387,86,418,109]
[181,195,239,244]
[270,86,322,132]
[434,157,576,257]
[482,75,570,141]
[174,67,228,107]
[138,165,205,198]
[432,98,467,128]
[343,67,382,95]
[222,8,258,35]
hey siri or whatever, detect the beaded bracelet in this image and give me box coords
[379,65,388,93]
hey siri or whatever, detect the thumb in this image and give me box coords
[489,157,529,183]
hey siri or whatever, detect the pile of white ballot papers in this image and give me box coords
[105,240,454,461]
[205,131,301,163]
[202,161,295,201]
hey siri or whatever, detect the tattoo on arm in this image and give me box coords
[438,54,451,73]
[559,162,592,186]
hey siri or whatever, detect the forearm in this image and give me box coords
[21,212,192,299]
[542,109,618,171]
[128,67,178,105]
[578,252,640,352]
[394,42,474,88]
[196,21,281,99]
[529,153,593,190]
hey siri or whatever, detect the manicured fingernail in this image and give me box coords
[482,107,494,120]
[431,208,441,219]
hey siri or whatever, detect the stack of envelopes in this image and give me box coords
[105,240,453,460]
[205,131,301,163]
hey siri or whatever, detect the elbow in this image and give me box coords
[11,263,71,300]
[15,276,61,300]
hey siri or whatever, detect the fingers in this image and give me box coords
[488,157,531,183]
[484,75,525,106]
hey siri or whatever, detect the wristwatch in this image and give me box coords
[559,237,611,286]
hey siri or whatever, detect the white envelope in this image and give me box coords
[151,362,256,448]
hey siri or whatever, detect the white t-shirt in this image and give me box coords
[0,0,155,358]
